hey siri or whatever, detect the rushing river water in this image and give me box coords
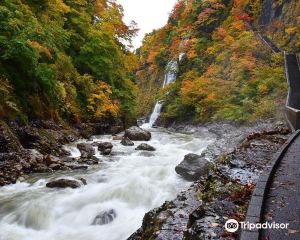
[0,128,215,240]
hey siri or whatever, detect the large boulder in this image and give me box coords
[175,153,211,181]
[46,179,82,189]
[121,137,134,146]
[124,126,151,141]
[135,143,156,151]
[77,143,95,158]
[92,209,117,225]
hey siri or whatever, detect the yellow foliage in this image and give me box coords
[285,27,297,35]
[88,81,119,118]
[28,40,52,59]
[258,84,268,96]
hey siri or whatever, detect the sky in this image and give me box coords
[117,0,178,49]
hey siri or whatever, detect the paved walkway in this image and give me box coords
[261,133,300,239]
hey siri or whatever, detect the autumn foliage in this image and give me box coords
[0,0,138,126]
[136,0,294,123]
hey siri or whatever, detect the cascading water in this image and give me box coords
[147,101,163,127]
[0,129,216,240]
[146,60,179,128]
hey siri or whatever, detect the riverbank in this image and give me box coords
[0,125,215,240]
[0,119,291,240]
[129,121,291,240]
[0,120,122,186]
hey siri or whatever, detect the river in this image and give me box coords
[0,127,215,240]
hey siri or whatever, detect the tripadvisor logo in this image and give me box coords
[225,219,239,233]
[224,219,289,233]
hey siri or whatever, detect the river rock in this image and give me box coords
[48,163,62,170]
[108,126,123,135]
[135,143,156,151]
[175,153,211,181]
[46,179,82,189]
[124,126,151,141]
[92,209,117,225]
[121,137,134,146]
[77,143,95,158]
[230,159,246,168]
[58,148,70,157]
[79,177,87,185]
[44,154,60,166]
[97,142,113,155]
[77,156,99,165]
[65,164,89,170]
[32,163,49,173]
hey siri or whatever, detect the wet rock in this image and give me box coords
[65,164,88,170]
[76,123,107,139]
[59,148,70,157]
[92,209,117,225]
[121,137,134,146]
[187,206,206,228]
[44,154,60,166]
[175,153,211,181]
[98,142,113,155]
[48,164,61,170]
[33,164,49,173]
[14,122,80,156]
[135,143,156,151]
[102,149,112,155]
[128,183,202,240]
[46,179,82,189]
[230,159,246,168]
[77,143,95,158]
[77,156,99,165]
[61,156,77,163]
[108,126,123,135]
[59,165,72,171]
[128,126,291,240]
[124,126,151,141]
[79,177,87,185]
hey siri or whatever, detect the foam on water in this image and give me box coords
[0,129,215,240]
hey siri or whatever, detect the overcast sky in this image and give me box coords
[117,0,177,48]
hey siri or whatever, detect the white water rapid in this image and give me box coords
[146,60,179,127]
[0,128,215,240]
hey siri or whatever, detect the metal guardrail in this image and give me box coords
[285,52,300,131]
[256,33,281,53]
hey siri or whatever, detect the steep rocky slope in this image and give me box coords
[136,0,299,125]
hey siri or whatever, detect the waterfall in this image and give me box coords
[148,101,163,127]
[146,60,178,128]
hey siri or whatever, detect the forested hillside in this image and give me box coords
[137,0,300,124]
[0,0,138,126]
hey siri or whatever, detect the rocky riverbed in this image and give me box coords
[129,121,291,240]
[0,120,121,186]
[0,123,214,240]
[0,120,291,240]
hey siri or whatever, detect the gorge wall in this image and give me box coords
[136,0,300,125]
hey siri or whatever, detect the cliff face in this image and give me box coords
[136,0,299,124]
[258,0,300,52]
